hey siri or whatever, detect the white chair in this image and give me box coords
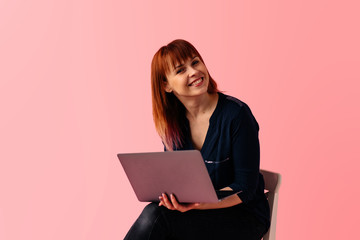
[260,169,281,240]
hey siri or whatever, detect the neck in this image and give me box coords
[177,93,219,120]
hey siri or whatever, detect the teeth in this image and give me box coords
[190,78,203,86]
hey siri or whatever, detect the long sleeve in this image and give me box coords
[228,104,260,204]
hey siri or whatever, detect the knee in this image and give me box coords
[137,203,162,229]
[125,203,163,240]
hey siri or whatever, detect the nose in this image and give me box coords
[188,65,198,77]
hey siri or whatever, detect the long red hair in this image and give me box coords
[151,39,218,150]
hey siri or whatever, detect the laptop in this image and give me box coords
[117,150,240,203]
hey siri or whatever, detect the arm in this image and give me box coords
[194,193,242,210]
[228,104,261,204]
[159,187,242,212]
[195,104,261,208]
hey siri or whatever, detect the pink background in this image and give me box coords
[1,0,359,239]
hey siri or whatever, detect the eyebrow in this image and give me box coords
[174,56,197,69]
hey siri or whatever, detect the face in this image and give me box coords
[164,56,210,100]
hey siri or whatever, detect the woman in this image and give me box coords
[124,39,270,240]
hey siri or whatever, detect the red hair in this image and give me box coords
[151,39,218,150]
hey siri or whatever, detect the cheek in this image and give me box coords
[200,65,209,76]
[203,69,210,80]
[168,77,185,89]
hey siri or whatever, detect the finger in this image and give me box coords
[170,194,181,209]
[165,194,198,212]
[171,194,194,212]
[162,193,174,210]
[158,195,169,208]
[159,195,167,207]
[158,196,163,206]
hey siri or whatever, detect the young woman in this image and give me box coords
[124,39,270,240]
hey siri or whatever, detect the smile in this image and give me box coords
[188,77,204,86]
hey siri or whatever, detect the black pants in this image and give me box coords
[124,203,268,240]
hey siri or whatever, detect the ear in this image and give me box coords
[164,81,173,93]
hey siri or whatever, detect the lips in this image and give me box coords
[188,77,204,86]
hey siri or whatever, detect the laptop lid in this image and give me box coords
[118,150,235,203]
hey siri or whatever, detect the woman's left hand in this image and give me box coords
[158,193,200,213]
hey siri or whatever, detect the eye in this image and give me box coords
[192,60,200,66]
[176,68,185,74]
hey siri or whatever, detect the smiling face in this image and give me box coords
[164,56,210,100]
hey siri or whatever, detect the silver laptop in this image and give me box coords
[117,150,240,203]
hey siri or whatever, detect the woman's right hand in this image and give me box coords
[158,193,200,213]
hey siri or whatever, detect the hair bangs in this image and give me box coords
[160,41,199,75]
[167,47,197,70]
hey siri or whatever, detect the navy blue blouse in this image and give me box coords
[168,92,270,227]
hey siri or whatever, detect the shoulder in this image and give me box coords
[218,92,252,116]
[217,92,259,129]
